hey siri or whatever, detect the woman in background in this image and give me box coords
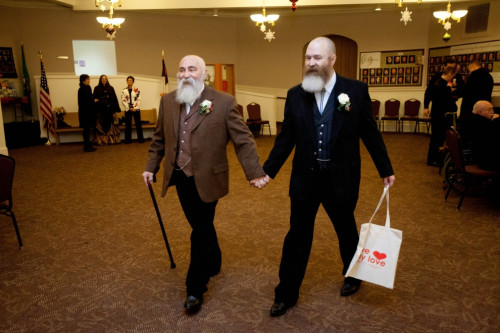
[77,74,97,152]
[120,76,144,144]
[93,75,121,145]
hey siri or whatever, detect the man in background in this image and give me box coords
[459,60,494,125]
[423,58,464,117]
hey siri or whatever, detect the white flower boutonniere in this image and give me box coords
[200,100,213,115]
[337,93,351,112]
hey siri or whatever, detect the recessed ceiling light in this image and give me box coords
[375,6,382,11]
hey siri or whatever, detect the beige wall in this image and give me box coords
[1,2,499,103]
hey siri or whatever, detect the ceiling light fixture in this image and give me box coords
[250,1,279,33]
[96,0,125,40]
[433,0,467,41]
[433,1,467,24]
[396,0,422,7]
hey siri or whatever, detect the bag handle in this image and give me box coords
[367,186,390,228]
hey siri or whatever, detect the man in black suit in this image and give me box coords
[262,37,395,317]
[423,58,464,116]
[459,60,494,125]
[425,67,457,166]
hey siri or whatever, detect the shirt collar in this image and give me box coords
[323,71,336,94]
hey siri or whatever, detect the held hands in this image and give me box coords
[250,175,270,189]
[143,171,154,187]
[383,175,396,188]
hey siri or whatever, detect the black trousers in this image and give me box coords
[427,115,452,164]
[82,126,92,149]
[275,171,359,305]
[171,169,221,297]
[124,110,144,143]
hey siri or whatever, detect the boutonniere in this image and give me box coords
[200,99,213,115]
[337,93,351,112]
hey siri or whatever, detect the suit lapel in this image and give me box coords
[190,88,212,132]
[171,96,181,140]
[330,74,346,148]
[299,88,317,146]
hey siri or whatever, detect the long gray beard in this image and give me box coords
[176,77,204,105]
[301,74,325,93]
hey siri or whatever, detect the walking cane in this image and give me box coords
[148,181,176,268]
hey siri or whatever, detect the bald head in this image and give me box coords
[179,55,206,75]
[307,37,336,57]
[473,100,495,120]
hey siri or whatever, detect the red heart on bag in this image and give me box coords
[373,251,387,260]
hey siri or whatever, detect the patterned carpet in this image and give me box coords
[0,134,499,333]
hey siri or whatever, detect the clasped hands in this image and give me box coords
[249,175,270,189]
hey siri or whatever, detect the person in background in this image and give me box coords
[121,76,144,144]
[462,101,500,172]
[459,60,494,125]
[262,37,395,317]
[425,67,456,166]
[423,58,463,117]
[142,54,268,314]
[93,75,121,145]
[77,74,97,152]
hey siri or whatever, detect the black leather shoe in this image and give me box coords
[341,277,361,297]
[184,295,203,313]
[270,302,291,317]
[84,147,96,152]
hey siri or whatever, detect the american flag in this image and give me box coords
[39,59,54,134]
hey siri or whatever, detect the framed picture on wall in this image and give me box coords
[359,48,424,87]
[428,40,500,85]
[0,47,18,78]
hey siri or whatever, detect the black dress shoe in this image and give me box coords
[84,147,96,152]
[341,277,362,297]
[184,295,203,313]
[270,302,291,317]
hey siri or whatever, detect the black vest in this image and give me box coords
[313,94,334,169]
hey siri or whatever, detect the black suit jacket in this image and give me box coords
[263,74,393,202]
[460,68,494,120]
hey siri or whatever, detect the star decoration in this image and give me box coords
[400,7,412,25]
[264,29,276,43]
[100,4,106,11]
[444,21,452,31]
[260,23,266,32]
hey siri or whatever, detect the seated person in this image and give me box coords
[463,101,500,171]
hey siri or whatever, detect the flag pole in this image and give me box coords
[39,50,52,146]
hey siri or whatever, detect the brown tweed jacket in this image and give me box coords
[145,87,265,202]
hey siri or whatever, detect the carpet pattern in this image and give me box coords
[0,134,499,332]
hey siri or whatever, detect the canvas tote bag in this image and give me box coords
[345,186,402,289]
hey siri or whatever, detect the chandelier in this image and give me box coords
[433,1,467,25]
[96,0,125,40]
[250,1,279,42]
[433,0,467,42]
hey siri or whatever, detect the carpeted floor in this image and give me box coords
[0,133,499,333]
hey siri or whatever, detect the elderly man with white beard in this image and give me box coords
[143,55,269,314]
[262,37,395,317]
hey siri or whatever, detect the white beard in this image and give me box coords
[301,74,326,93]
[176,77,204,105]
